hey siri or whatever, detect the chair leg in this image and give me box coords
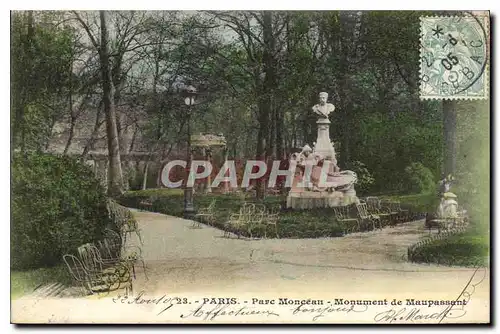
[140,258,148,280]
[136,231,143,245]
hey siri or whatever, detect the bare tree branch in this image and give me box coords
[72,11,99,49]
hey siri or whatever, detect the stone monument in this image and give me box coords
[286,92,359,209]
[312,92,336,161]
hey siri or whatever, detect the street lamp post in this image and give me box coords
[183,85,197,219]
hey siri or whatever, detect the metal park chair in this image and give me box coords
[333,205,360,234]
[223,202,256,238]
[355,203,382,231]
[63,254,112,295]
[379,199,401,226]
[108,199,143,246]
[63,253,132,296]
[263,205,281,239]
[426,207,469,234]
[246,204,280,239]
[194,199,217,227]
[139,196,155,211]
[97,228,148,280]
[78,244,132,280]
[122,213,143,246]
[365,197,392,227]
[426,218,455,234]
[388,200,410,223]
[247,204,265,238]
[223,211,248,238]
[456,206,469,229]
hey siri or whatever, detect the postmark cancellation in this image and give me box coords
[419,13,490,100]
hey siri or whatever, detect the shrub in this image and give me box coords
[344,161,375,195]
[11,152,111,269]
[403,162,436,194]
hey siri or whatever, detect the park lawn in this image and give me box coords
[120,190,346,238]
[11,265,71,300]
[122,188,184,197]
[119,190,421,238]
[409,231,489,267]
[381,192,437,213]
[385,192,490,267]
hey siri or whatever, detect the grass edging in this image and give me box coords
[407,227,489,267]
[11,266,72,300]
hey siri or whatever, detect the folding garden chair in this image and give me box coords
[333,205,360,234]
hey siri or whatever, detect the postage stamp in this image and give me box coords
[419,14,490,100]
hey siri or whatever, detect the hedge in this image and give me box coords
[11,152,111,269]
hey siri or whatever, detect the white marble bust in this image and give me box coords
[312,92,335,119]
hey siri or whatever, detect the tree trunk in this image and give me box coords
[63,115,77,155]
[81,101,103,160]
[276,107,284,160]
[142,162,149,190]
[443,100,457,177]
[255,100,268,199]
[100,10,124,197]
[255,11,278,199]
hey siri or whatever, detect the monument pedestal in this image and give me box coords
[313,118,335,160]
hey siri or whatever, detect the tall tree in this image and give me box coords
[74,10,124,195]
[443,100,457,177]
[99,11,124,196]
[11,11,75,152]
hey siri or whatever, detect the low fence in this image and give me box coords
[407,226,468,263]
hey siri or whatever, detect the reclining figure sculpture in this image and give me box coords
[290,144,357,193]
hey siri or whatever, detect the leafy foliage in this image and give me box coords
[11,152,111,269]
[11,11,77,151]
[382,193,436,214]
[403,162,436,194]
[344,160,375,195]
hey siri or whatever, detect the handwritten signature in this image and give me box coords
[439,265,487,323]
[112,291,189,316]
[292,303,368,321]
[374,266,487,323]
[180,301,280,321]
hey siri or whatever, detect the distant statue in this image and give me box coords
[312,92,335,119]
[438,174,454,196]
[437,192,459,219]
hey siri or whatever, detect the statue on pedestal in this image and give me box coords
[286,91,359,209]
[311,92,337,162]
[312,92,335,119]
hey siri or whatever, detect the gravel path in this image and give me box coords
[127,210,485,293]
[12,209,490,323]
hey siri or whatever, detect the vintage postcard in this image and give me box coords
[10,10,490,324]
